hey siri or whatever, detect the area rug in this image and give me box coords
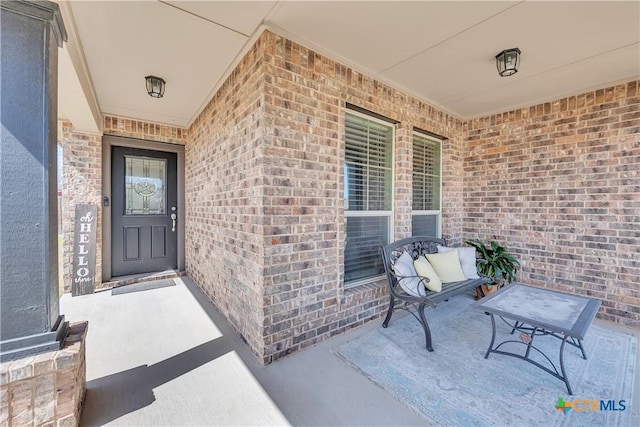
[333,294,636,427]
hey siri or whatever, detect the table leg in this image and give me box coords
[510,321,522,335]
[575,337,587,360]
[484,313,497,359]
[559,335,573,395]
[524,326,537,359]
[483,316,577,395]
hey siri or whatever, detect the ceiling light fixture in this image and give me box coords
[495,48,521,77]
[145,75,166,98]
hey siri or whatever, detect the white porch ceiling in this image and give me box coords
[58,1,640,131]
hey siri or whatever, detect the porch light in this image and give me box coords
[145,75,166,98]
[495,48,521,77]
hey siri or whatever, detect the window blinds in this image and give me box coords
[412,214,438,237]
[412,134,441,211]
[344,216,389,282]
[345,114,393,211]
[344,112,393,284]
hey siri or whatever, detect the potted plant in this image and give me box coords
[465,239,520,299]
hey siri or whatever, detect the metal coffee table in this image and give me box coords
[471,283,601,395]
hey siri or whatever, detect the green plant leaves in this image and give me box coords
[464,238,520,284]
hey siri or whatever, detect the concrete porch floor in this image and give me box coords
[60,276,427,426]
[61,276,639,426]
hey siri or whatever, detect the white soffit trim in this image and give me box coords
[186,27,263,128]
[186,21,462,129]
[56,0,102,134]
[58,47,101,134]
[262,21,461,119]
[185,0,460,128]
[185,0,281,127]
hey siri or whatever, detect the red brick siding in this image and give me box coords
[103,115,188,145]
[464,81,640,328]
[186,36,267,360]
[0,322,88,426]
[60,121,103,292]
[259,31,465,362]
[186,30,467,363]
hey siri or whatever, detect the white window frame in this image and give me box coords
[344,110,394,288]
[412,131,442,238]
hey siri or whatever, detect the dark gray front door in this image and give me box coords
[112,146,177,277]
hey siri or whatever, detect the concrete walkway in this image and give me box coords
[61,276,640,426]
[61,277,427,426]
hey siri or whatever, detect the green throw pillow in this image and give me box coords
[413,256,442,292]
[425,250,466,283]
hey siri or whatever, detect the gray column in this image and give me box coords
[1,0,68,361]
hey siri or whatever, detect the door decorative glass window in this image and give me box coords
[124,156,167,215]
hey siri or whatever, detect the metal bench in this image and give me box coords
[380,236,490,352]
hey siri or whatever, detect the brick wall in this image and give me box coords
[260,32,466,362]
[60,122,103,293]
[186,36,267,359]
[0,322,88,426]
[464,81,640,328]
[103,115,188,146]
[186,30,467,363]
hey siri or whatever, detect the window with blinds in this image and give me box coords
[412,132,442,237]
[344,111,393,285]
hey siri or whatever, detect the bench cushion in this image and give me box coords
[426,250,466,283]
[394,251,426,297]
[438,245,480,279]
[414,256,442,292]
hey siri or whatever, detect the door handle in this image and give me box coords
[171,213,177,232]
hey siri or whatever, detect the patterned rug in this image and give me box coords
[334,294,636,426]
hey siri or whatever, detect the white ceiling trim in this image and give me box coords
[59,1,639,130]
[70,0,251,128]
[451,44,640,119]
[159,0,251,37]
[255,22,639,122]
[447,42,640,107]
[378,1,524,75]
[56,0,102,133]
[185,2,282,127]
[186,24,268,128]
[259,22,462,120]
[58,48,102,134]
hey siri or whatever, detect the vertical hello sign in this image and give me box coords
[72,204,97,296]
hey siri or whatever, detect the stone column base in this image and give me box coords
[1,322,88,426]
